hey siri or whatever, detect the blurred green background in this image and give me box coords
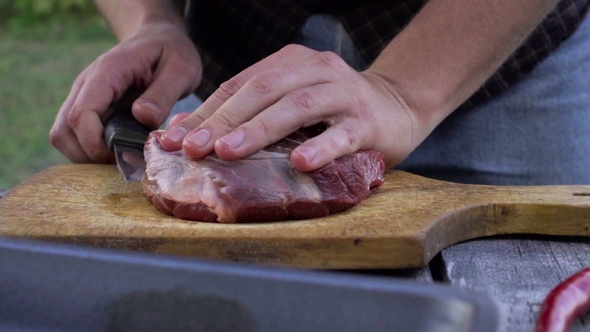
[0,0,116,189]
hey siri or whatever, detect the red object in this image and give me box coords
[536,267,590,332]
[142,128,385,223]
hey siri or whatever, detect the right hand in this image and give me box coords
[50,22,202,163]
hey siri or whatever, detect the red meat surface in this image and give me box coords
[142,127,385,223]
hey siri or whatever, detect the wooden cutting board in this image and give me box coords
[1,164,589,269]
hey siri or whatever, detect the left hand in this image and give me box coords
[160,44,424,171]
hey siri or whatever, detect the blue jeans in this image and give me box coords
[172,14,590,185]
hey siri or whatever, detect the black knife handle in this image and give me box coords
[103,109,151,151]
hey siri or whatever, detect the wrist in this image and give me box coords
[96,0,187,41]
[126,19,188,42]
[365,38,472,134]
[363,67,443,138]
[361,70,434,155]
[135,5,187,37]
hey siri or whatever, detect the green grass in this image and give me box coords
[0,26,116,189]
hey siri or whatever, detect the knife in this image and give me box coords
[103,108,151,183]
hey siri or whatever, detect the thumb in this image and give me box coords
[132,63,200,128]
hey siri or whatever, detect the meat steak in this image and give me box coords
[142,127,385,223]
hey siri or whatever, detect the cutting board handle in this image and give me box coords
[416,180,590,262]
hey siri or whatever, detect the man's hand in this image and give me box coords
[50,17,202,163]
[160,0,557,172]
[159,44,422,171]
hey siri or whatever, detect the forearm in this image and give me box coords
[94,0,186,41]
[367,0,557,133]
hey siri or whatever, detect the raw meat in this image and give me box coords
[142,127,385,223]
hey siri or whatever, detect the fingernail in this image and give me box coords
[140,102,162,121]
[297,146,317,162]
[220,131,245,149]
[186,129,211,147]
[164,126,188,143]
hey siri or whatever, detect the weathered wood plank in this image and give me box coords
[440,236,590,332]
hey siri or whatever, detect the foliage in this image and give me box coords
[0,0,111,40]
[0,0,117,188]
[0,34,116,189]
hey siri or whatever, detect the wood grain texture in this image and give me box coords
[440,237,590,332]
[0,164,589,269]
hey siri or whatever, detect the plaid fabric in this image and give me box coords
[186,0,589,109]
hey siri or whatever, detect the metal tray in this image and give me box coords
[0,237,500,332]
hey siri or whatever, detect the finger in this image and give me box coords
[160,45,316,151]
[67,63,134,162]
[212,83,348,160]
[194,44,318,121]
[50,121,93,163]
[50,66,94,163]
[132,55,200,129]
[182,51,351,159]
[50,123,93,163]
[67,106,114,163]
[290,120,368,171]
[211,49,346,124]
[167,112,191,128]
[159,103,207,151]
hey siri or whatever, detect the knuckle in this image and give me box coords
[249,75,275,95]
[142,88,173,107]
[212,110,238,130]
[48,127,63,147]
[94,54,116,74]
[102,72,131,100]
[176,110,208,130]
[98,45,125,64]
[254,120,275,141]
[93,53,140,97]
[288,90,315,113]
[218,77,244,99]
[188,111,208,125]
[315,51,345,69]
[280,44,307,55]
[66,106,83,130]
[329,127,360,152]
[328,136,342,152]
[343,126,361,148]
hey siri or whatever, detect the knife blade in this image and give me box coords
[103,108,151,183]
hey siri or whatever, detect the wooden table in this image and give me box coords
[351,235,590,332]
